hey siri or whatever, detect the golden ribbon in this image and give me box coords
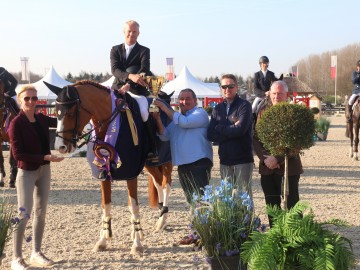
[125,108,138,146]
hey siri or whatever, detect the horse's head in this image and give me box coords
[158,91,174,105]
[44,82,89,154]
[44,81,112,154]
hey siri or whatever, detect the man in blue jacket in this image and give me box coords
[207,74,254,197]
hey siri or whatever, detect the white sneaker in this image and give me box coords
[30,252,54,267]
[11,258,29,270]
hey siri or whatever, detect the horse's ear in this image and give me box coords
[43,81,62,96]
[169,91,175,98]
[279,74,284,81]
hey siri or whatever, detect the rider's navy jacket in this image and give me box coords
[352,70,360,95]
[253,70,277,98]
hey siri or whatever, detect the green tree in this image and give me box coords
[256,103,315,208]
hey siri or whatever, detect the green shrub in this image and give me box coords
[241,202,355,270]
[315,117,331,134]
[256,103,315,157]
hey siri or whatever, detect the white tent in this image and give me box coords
[16,66,72,100]
[161,66,221,98]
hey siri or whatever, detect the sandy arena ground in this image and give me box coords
[0,114,359,269]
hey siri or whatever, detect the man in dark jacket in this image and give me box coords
[253,80,303,227]
[207,74,254,197]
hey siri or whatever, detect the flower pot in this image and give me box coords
[316,132,328,141]
[210,255,247,270]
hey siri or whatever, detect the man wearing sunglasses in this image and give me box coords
[207,74,254,198]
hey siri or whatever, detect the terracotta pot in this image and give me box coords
[210,255,247,270]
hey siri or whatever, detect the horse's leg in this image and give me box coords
[146,163,172,231]
[0,146,5,187]
[158,162,173,231]
[93,179,112,252]
[9,146,17,188]
[127,178,144,255]
[348,122,354,158]
[354,120,359,161]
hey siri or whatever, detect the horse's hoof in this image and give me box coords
[93,238,107,252]
[9,181,15,188]
[0,181,4,188]
[155,221,168,232]
[93,242,107,252]
[130,245,144,256]
[155,214,168,232]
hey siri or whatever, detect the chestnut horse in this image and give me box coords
[44,80,173,254]
[345,95,360,160]
[0,80,18,187]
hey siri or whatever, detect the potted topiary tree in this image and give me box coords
[315,117,331,141]
[255,103,315,208]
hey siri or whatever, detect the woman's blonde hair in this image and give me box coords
[17,85,37,98]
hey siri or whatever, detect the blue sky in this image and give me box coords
[1,0,356,80]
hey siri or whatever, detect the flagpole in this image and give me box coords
[335,57,337,105]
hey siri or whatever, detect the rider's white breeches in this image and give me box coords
[349,94,358,105]
[127,92,149,122]
[252,97,263,113]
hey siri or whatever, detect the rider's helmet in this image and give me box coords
[259,56,269,64]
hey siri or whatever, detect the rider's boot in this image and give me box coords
[144,118,159,162]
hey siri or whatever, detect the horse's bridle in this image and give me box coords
[55,86,125,148]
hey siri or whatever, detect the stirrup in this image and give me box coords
[146,152,159,162]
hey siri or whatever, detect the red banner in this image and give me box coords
[331,55,337,79]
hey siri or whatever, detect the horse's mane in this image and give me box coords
[74,80,110,92]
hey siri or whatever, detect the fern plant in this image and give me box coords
[240,202,355,270]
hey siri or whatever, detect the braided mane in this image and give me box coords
[74,80,110,92]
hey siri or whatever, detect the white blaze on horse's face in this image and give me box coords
[55,118,72,154]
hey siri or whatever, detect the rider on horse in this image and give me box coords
[347,60,360,123]
[110,20,158,162]
[0,67,18,98]
[252,56,278,116]
[0,67,20,113]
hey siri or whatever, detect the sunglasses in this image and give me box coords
[23,96,38,102]
[221,84,236,90]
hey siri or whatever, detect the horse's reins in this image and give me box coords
[55,86,126,148]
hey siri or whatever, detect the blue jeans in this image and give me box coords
[178,158,212,204]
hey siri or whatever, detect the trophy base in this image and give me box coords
[149,106,159,113]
